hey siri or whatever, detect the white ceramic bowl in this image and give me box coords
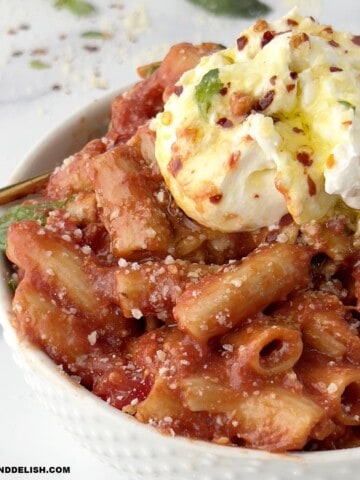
[1,90,360,480]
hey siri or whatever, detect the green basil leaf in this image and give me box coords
[30,60,51,69]
[195,68,224,118]
[187,0,271,18]
[54,0,96,17]
[81,30,106,39]
[0,200,65,252]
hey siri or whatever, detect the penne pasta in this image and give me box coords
[221,314,303,376]
[181,375,325,451]
[173,243,312,342]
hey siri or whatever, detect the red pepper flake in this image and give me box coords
[256,90,275,111]
[174,85,184,96]
[261,31,275,48]
[253,19,269,32]
[290,33,309,49]
[31,48,48,56]
[270,75,277,86]
[219,86,228,96]
[323,27,333,35]
[293,127,304,134]
[329,66,343,72]
[307,175,317,196]
[287,18,298,27]
[7,28,17,35]
[326,154,335,169]
[328,40,340,48]
[290,71,298,80]
[209,194,223,204]
[279,213,293,227]
[286,84,296,92]
[254,194,260,199]
[83,45,99,52]
[352,35,360,46]
[297,151,313,167]
[217,117,233,128]
[229,151,241,168]
[168,156,183,177]
[237,35,248,51]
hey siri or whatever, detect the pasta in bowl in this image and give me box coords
[1,9,360,479]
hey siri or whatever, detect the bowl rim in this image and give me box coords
[1,87,360,466]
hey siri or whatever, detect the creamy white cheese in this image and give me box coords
[155,9,360,232]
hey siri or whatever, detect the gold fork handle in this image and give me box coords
[0,172,51,206]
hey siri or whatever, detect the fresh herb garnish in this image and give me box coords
[8,277,18,292]
[0,200,65,252]
[54,0,96,16]
[338,100,356,111]
[195,68,224,118]
[30,60,51,69]
[186,0,271,18]
[81,30,108,39]
[137,62,161,79]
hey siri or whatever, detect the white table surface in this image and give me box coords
[0,1,359,478]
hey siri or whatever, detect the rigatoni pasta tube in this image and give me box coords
[181,375,325,451]
[222,315,303,376]
[296,353,360,426]
[173,243,312,342]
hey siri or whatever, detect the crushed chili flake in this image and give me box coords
[290,71,298,80]
[287,19,299,27]
[307,175,317,196]
[352,35,360,46]
[286,84,296,92]
[329,66,343,72]
[173,85,183,96]
[253,19,269,32]
[328,40,340,48]
[279,213,293,227]
[230,92,254,117]
[297,151,313,167]
[83,45,99,52]
[322,27,333,35]
[31,48,48,56]
[236,35,248,51]
[290,33,309,49]
[256,90,275,111]
[7,29,17,35]
[261,31,275,48]
[209,194,223,204]
[270,75,277,86]
[219,86,229,96]
[168,156,183,177]
[326,154,335,169]
[217,117,233,128]
[293,127,304,134]
[229,151,241,168]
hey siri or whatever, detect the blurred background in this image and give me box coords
[0,1,359,478]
